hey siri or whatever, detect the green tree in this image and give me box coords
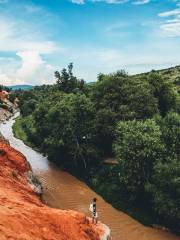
[55,63,85,93]
[21,99,37,117]
[113,119,164,200]
[95,108,116,155]
[146,158,180,233]
[147,72,177,115]
[34,93,99,169]
[92,72,158,155]
[159,112,180,157]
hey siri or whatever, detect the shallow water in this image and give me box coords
[0,113,179,240]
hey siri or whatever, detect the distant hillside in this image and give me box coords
[9,85,34,91]
[134,65,180,88]
[6,66,180,91]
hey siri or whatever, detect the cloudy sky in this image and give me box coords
[0,0,180,85]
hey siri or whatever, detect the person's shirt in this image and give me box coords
[93,202,96,213]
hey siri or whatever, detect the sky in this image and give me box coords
[0,0,180,85]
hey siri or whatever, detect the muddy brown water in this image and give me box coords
[0,113,179,240]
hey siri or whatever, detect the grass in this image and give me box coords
[12,117,34,148]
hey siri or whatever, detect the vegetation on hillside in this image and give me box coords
[0,85,16,113]
[13,64,180,233]
[134,65,180,90]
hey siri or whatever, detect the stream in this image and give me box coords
[0,113,179,240]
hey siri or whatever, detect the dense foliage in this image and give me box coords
[33,93,99,168]
[91,72,159,155]
[113,120,164,201]
[14,64,180,233]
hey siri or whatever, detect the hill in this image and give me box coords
[9,85,34,91]
[133,65,180,88]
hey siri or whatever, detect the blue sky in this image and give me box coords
[0,0,180,85]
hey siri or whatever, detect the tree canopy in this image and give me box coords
[14,64,180,233]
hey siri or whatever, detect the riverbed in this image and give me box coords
[0,113,179,240]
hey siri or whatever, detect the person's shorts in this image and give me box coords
[92,212,98,218]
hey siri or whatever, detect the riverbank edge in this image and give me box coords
[0,115,112,240]
[12,115,159,227]
[0,112,43,196]
[0,139,111,240]
[13,115,180,237]
[12,114,41,152]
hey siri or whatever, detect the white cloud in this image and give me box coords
[0,18,57,54]
[0,51,55,86]
[0,16,59,85]
[158,1,180,37]
[16,51,54,85]
[71,0,85,3]
[0,0,179,86]
[64,40,180,81]
[158,9,180,17]
[158,8,180,37]
[160,21,180,37]
[70,0,150,4]
[132,0,150,5]
[91,0,129,3]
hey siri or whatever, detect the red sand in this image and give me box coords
[0,141,108,240]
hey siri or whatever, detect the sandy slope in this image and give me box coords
[0,141,110,240]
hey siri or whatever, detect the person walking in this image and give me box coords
[89,198,98,224]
